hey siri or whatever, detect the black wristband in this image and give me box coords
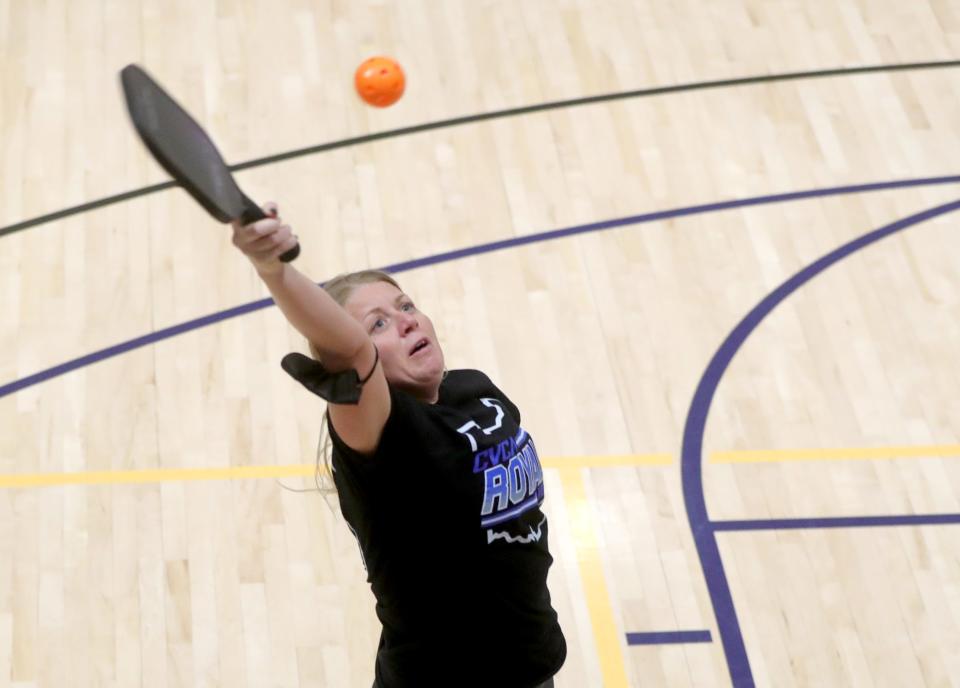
[280,343,380,405]
[358,344,380,385]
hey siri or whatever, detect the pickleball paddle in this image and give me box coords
[120,64,299,262]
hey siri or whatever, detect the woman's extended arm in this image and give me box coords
[231,204,389,454]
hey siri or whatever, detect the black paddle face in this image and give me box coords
[121,65,246,222]
[120,64,299,261]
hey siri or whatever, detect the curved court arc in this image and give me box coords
[4,60,960,241]
[5,174,960,687]
[682,197,960,686]
[2,175,959,401]
[9,6,960,687]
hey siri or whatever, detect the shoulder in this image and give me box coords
[440,368,497,400]
[441,369,521,423]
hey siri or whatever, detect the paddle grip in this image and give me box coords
[239,194,300,263]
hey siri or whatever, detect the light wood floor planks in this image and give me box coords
[4,1,960,685]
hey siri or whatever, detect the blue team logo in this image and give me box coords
[476,428,545,527]
[456,399,546,538]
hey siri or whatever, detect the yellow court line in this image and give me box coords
[0,464,316,488]
[557,467,630,688]
[6,445,952,682]
[711,444,960,463]
[0,455,672,489]
[542,454,673,469]
[3,445,959,488]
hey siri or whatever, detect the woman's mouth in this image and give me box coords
[409,338,430,356]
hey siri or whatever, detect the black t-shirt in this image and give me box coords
[327,369,567,688]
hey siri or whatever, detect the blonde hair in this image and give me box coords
[311,270,401,497]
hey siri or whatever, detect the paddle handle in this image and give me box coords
[239,193,300,263]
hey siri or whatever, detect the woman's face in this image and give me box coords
[344,281,445,402]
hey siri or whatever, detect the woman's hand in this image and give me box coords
[231,202,299,276]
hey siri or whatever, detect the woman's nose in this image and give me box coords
[397,312,418,333]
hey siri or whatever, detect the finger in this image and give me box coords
[263,202,279,218]
[267,234,299,261]
[235,218,282,248]
[245,224,292,256]
[232,210,276,231]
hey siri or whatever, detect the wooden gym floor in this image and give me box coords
[3,1,960,685]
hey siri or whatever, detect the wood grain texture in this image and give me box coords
[3,1,960,685]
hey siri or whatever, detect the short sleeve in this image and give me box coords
[326,384,427,473]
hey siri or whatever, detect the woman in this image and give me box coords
[232,204,566,687]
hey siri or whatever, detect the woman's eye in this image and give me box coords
[371,318,386,332]
[401,302,415,312]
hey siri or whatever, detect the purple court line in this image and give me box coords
[681,197,960,688]
[3,176,960,665]
[1,300,273,398]
[627,631,712,645]
[713,513,960,531]
[627,630,712,645]
[4,175,959,401]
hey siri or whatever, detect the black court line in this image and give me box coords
[2,60,960,239]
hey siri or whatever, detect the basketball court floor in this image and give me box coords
[3,1,960,685]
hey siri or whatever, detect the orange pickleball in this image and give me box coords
[354,56,406,108]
